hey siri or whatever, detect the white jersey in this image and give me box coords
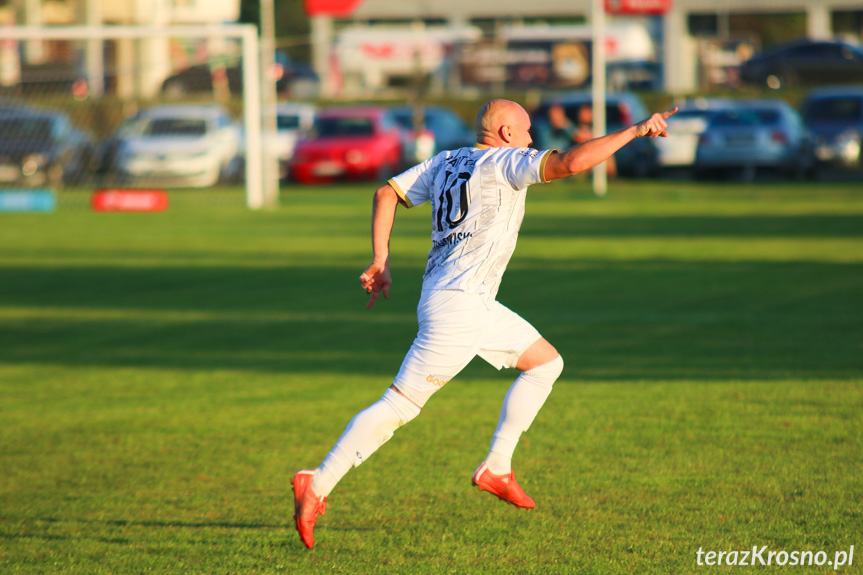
[389,144,554,300]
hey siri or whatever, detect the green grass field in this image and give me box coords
[1,179,861,574]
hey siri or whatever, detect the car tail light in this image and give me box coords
[771,131,788,144]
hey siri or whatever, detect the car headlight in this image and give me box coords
[837,129,861,165]
[22,154,47,176]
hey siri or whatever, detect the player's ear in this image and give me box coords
[500,124,511,143]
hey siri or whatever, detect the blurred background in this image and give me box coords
[1,0,862,207]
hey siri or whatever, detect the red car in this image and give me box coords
[288,106,405,183]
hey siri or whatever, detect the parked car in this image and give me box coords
[739,39,863,89]
[694,100,815,180]
[654,98,736,172]
[694,108,763,179]
[0,107,94,187]
[92,111,148,180]
[112,104,241,187]
[273,102,316,180]
[741,98,816,178]
[530,91,659,177]
[800,86,863,172]
[389,105,475,161]
[288,106,404,184]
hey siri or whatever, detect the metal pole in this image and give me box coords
[242,27,264,210]
[591,0,608,197]
[84,0,104,97]
[259,0,280,208]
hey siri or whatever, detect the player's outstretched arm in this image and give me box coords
[543,107,677,182]
[359,184,400,309]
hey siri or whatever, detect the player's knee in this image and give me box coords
[382,387,421,426]
[523,354,564,386]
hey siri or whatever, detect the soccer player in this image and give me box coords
[293,99,675,548]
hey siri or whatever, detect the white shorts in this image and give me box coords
[392,289,542,407]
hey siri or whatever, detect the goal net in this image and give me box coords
[0,24,278,209]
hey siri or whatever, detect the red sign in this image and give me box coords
[605,0,671,15]
[92,189,169,212]
[304,0,363,17]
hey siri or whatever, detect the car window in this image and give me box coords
[803,97,863,121]
[390,113,413,129]
[710,109,760,126]
[751,109,781,125]
[812,44,843,58]
[314,117,374,137]
[672,110,716,121]
[278,114,302,130]
[146,118,207,137]
[0,117,52,141]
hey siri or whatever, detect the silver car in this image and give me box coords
[695,100,815,180]
[114,104,242,188]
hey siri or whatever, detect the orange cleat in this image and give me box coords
[472,462,536,509]
[292,470,327,548]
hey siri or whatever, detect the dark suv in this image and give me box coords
[800,87,863,172]
[740,40,863,89]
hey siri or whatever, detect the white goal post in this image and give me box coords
[2,24,276,210]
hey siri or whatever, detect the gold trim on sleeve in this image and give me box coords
[539,149,558,184]
[387,178,414,208]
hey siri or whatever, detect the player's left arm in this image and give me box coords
[359,184,400,309]
[543,108,677,182]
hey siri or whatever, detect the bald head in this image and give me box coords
[475,99,533,148]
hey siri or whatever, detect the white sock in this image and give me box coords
[486,355,563,475]
[311,388,420,497]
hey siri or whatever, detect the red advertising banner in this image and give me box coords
[304,0,363,17]
[92,189,169,212]
[605,0,671,15]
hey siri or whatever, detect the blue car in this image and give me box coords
[389,106,475,153]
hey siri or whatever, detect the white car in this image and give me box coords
[273,102,315,180]
[655,99,735,172]
[115,104,241,188]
